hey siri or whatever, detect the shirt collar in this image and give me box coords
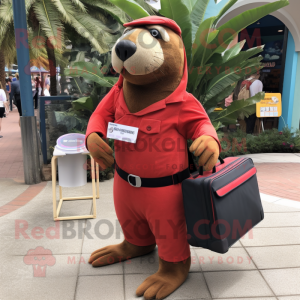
[115,46,188,116]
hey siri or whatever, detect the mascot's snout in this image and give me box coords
[115,40,137,62]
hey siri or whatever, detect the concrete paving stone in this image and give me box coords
[124,273,211,300]
[240,227,300,247]
[75,275,124,300]
[261,268,300,296]
[278,297,300,300]
[204,270,274,298]
[215,298,276,300]
[93,199,118,221]
[256,212,300,228]
[1,232,84,256]
[0,179,29,206]
[79,253,123,276]
[0,276,77,300]
[231,240,243,247]
[243,153,300,163]
[53,199,93,218]
[124,248,201,274]
[81,230,124,254]
[97,178,114,191]
[262,201,300,212]
[276,199,300,209]
[0,254,80,280]
[195,247,256,272]
[247,245,300,269]
[260,194,282,203]
[98,192,114,203]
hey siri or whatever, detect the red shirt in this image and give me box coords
[86,52,220,178]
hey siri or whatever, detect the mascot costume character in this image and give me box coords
[86,16,221,300]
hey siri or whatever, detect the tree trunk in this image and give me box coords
[45,42,57,96]
[0,50,6,91]
[59,64,67,94]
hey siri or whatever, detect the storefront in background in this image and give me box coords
[239,15,287,130]
[205,0,300,132]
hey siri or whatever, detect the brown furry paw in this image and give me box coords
[88,240,156,267]
[136,256,191,299]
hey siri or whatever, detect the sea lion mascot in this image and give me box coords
[86,16,221,300]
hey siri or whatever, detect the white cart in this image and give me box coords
[51,133,99,221]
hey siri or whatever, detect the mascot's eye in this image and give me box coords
[149,29,162,39]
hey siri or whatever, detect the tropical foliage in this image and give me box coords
[104,0,289,129]
[0,0,123,94]
[218,127,300,158]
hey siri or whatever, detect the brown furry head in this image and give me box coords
[112,25,185,86]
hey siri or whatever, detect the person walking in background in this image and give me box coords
[244,71,263,134]
[10,73,22,126]
[6,77,12,111]
[0,82,8,138]
[43,82,50,96]
[5,78,10,114]
[34,76,41,109]
[44,75,50,89]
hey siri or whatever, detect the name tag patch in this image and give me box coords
[107,122,139,143]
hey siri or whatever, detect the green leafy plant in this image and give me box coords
[108,0,289,129]
[218,127,300,158]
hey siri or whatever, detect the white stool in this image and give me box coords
[51,133,99,221]
[51,153,99,221]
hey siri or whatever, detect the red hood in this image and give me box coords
[124,16,182,37]
[115,16,188,103]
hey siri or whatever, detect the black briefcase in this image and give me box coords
[182,156,264,254]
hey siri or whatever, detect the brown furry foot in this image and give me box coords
[136,256,191,300]
[88,240,156,267]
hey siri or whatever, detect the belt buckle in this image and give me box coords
[127,174,142,188]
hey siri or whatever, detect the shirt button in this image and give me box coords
[146,126,151,131]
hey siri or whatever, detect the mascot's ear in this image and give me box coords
[123,26,134,35]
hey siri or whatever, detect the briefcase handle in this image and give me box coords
[199,157,225,176]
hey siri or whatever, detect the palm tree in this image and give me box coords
[0,0,122,95]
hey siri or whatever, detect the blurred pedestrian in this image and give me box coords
[44,82,50,96]
[244,71,263,134]
[34,76,41,109]
[10,73,22,126]
[0,82,8,138]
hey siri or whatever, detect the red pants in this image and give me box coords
[113,172,190,262]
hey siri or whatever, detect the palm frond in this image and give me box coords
[63,2,121,53]
[33,0,64,48]
[81,0,129,24]
[70,0,86,12]
[0,0,13,24]
[52,0,72,23]
[0,23,17,67]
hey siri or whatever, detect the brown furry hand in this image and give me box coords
[189,135,219,171]
[87,133,114,170]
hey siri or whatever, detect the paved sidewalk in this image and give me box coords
[0,111,24,181]
[239,153,300,202]
[1,113,300,299]
[1,179,300,300]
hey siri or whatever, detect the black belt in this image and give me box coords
[115,163,190,188]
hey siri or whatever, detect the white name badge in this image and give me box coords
[107,122,139,143]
